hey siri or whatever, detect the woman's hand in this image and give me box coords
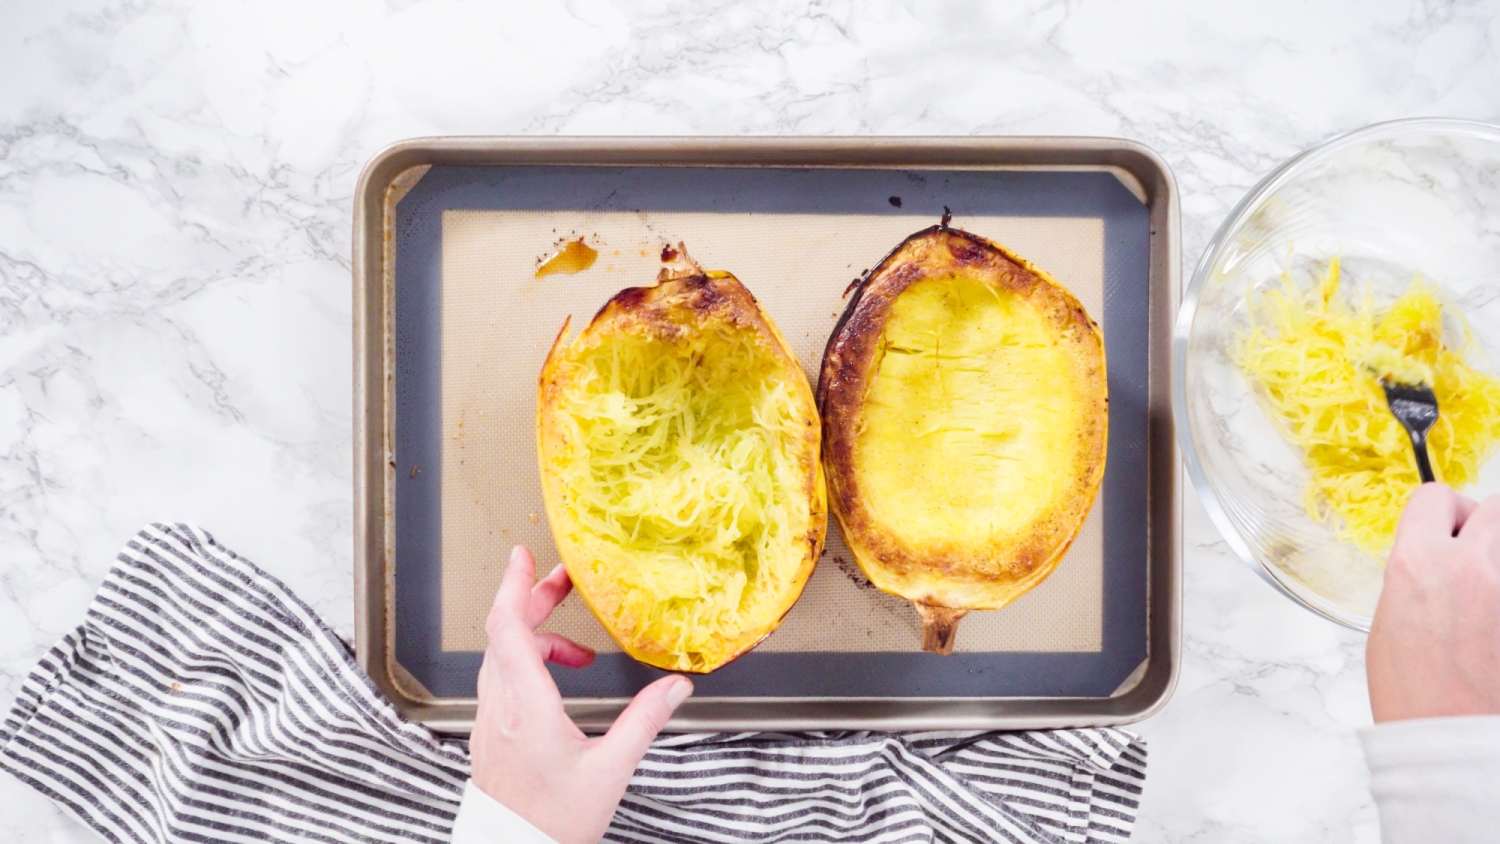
[469,546,693,844]
[1367,483,1500,722]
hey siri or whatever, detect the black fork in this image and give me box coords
[1380,380,1439,483]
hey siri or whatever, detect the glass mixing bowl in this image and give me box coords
[1175,118,1500,630]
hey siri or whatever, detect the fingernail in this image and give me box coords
[510,545,523,565]
[666,677,693,709]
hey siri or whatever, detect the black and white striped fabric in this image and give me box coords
[0,524,1146,843]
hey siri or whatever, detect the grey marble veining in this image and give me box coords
[3,0,1498,840]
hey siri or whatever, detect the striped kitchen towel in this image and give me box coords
[0,524,1146,843]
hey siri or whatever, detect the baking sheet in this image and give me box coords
[440,210,1106,655]
[388,164,1152,701]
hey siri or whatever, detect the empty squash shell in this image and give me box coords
[818,226,1107,653]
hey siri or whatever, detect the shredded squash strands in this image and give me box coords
[547,323,811,670]
[1235,258,1500,556]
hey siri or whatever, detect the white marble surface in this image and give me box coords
[2,0,1497,840]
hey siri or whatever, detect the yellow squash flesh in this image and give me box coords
[818,226,1108,653]
[537,255,826,673]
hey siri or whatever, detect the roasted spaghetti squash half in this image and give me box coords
[819,226,1108,653]
[537,252,826,673]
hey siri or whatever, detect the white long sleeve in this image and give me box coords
[1361,714,1500,843]
[451,780,559,844]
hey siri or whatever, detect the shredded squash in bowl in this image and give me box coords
[1235,258,1500,555]
[537,261,825,673]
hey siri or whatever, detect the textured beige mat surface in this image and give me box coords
[439,209,1105,654]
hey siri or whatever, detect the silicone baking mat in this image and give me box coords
[391,165,1150,699]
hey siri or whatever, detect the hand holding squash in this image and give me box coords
[469,545,693,844]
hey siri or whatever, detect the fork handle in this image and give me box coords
[1410,432,1436,484]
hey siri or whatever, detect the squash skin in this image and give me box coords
[818,226,1107,652]
[537,263,826,673]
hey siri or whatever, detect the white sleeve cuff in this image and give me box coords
[451,780,559,844]
[1361,714,1500,843]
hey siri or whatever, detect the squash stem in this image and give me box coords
[915,603,969,654]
